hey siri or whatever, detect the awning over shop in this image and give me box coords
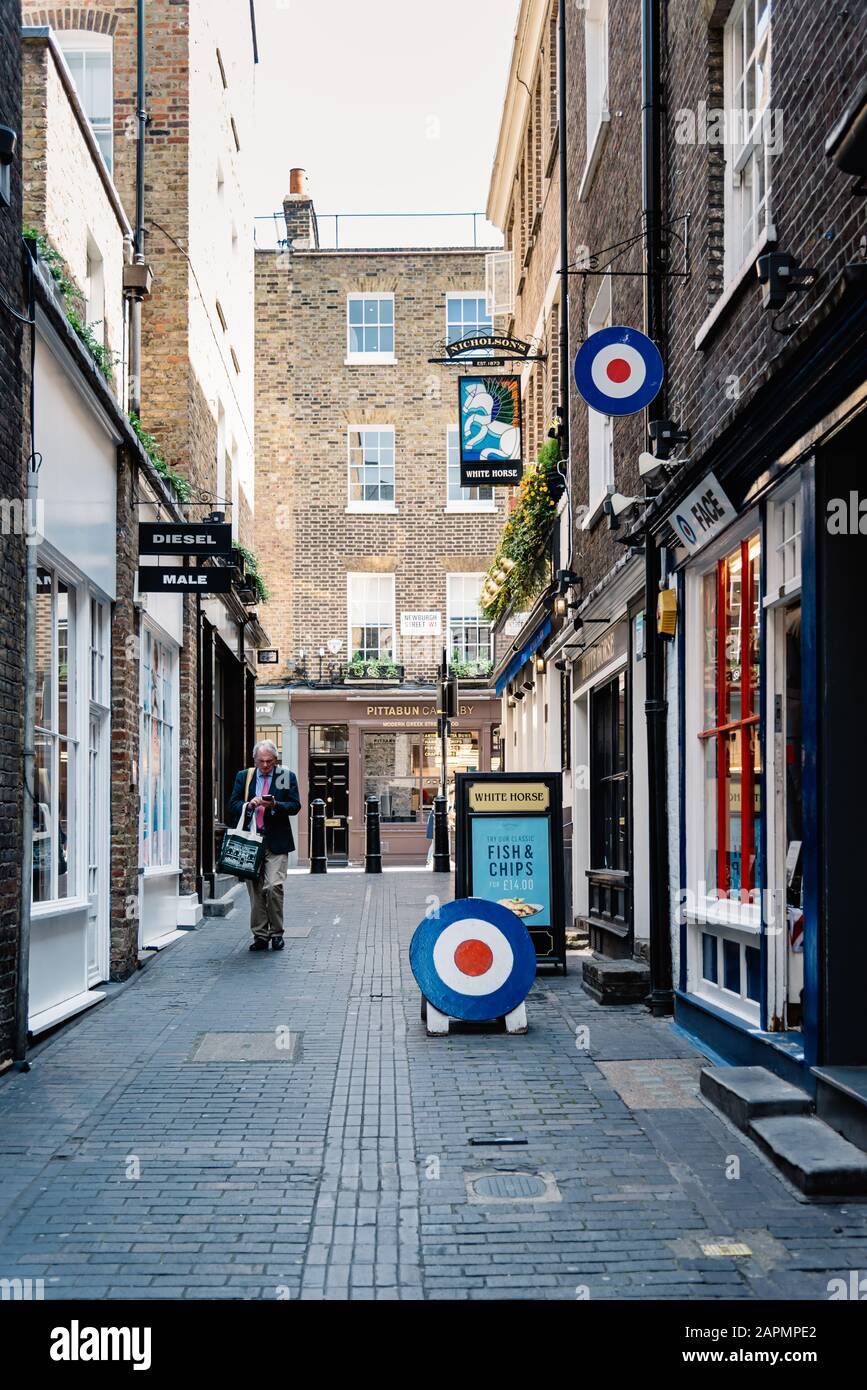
[495,617,552,695]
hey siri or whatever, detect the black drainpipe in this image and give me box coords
[642,0,673,1014]
[558,0,570,462]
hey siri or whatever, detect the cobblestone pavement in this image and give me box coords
[1,872,866,1301]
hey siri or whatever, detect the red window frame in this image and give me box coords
[698,535,760,895]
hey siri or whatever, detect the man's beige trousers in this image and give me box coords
[246,848,287,940]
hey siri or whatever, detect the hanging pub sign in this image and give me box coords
[454,771,567,972]
[445,332,532,360]
[138,522,233,556]
[137,565,233,593]
[458,375,523,488]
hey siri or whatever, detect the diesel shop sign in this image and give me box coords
[667,473,736,555]
[138,522,233,556]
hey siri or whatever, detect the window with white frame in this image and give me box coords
[446,427,493,506]
[446,294,492,353]
[582,0,609,188]
[348,427,395,506]
[686,527,763,1021]
[723,0,774,282]
[55,32,114,173]
[33,567,78,904]
[447,574,492,668]
[140,628,177,869]
[584,274,613,521]
[348,573,395,662]
[347,294,395,360]
[767,483,801,600]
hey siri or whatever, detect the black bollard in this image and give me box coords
[432,793,450,873]
[309,798,327,874]
[364,795,383,873]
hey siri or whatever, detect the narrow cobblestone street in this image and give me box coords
[1,872,865,1302]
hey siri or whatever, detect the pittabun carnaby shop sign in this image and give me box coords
[363,702,478,727]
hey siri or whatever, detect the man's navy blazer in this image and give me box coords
[228,766,302,855]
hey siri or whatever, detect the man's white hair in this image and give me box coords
[253,739,279,759]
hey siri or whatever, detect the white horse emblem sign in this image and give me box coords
[458,375,523,487]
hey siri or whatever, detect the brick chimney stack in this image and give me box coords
[282,168,319,250]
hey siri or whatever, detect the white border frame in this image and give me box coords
[682,507,763,1024]
[345,292,397,365]
[346,571,398,664]
[346,424,398,513]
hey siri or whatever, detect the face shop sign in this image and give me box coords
[668,472,736,555]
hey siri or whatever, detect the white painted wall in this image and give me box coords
[39,41,128,388]
[188,0,256,514]
[35,333,118,599]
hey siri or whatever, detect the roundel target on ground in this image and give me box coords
[573,325,664,416]
[409,898,537,1022]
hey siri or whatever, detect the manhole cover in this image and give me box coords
[474,1174,547,1199]
[465,1171,561,1204]
[188,1031,301,1062]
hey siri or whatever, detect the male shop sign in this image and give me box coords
[454,771,566,971]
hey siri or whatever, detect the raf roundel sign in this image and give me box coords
[573,325,664,416]
[409,898,537,1022]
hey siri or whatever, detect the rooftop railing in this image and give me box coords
[253,210,503,251]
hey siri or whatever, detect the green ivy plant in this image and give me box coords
[232,541,269,603]
[128,412,192,504]
[23,225,117,383]
[479,436,564,624]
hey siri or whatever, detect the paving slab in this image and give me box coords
[0,873,865,1300]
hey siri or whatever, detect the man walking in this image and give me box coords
[229,740,301,952]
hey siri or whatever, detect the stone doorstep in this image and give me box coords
[813,1068,867,1153]
[202,882,245,918]
[581,955,650,1006]
[700,1065,812,1133]
[749,1115,867,1198]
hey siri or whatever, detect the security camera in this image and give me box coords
[0,126,17,166]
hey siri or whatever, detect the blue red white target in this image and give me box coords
[573,325,664,416]
[409,898,537,1022]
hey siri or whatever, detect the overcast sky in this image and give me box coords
[252,0,519,248]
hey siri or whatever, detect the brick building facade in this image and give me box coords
[253,178,508,865]
[0,0,26,1069]
[654,0,867,1086]
[21,2,265,915]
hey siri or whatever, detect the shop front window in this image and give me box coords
[309,724,349,756]
[690,530,763,1019]
[700,535,762,897]
[33,568,77,903]
[588,670,629,925]
[362,730,480,823]
[140,629,176,869]
[256,724,283,761]
[364,732,422,822]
